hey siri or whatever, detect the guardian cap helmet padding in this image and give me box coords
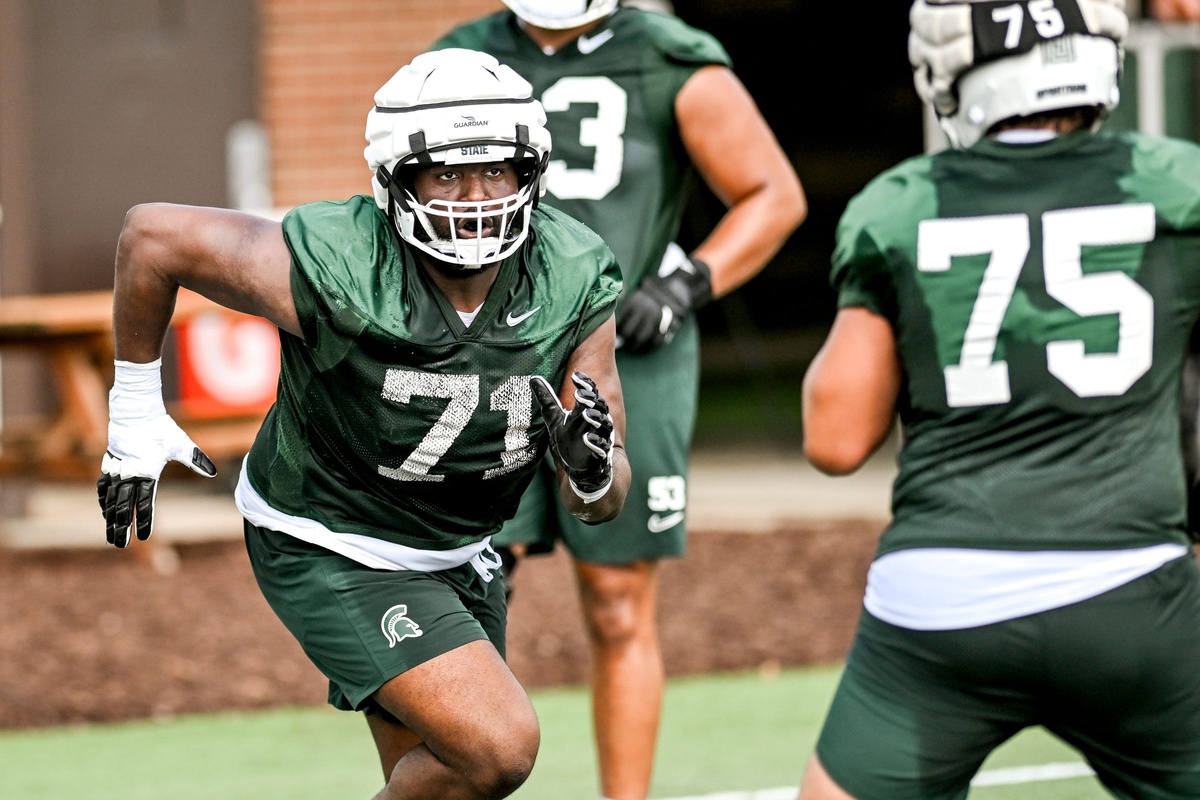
[365,48,552,268]
[908,0,1127,148]
[501,0,619,30]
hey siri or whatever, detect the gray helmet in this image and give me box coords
[909,0,1127,148]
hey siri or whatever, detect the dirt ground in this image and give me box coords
[0,519,882,730]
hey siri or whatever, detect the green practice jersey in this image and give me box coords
[834,131,1200,555]
[245,196,621,552]
[433,7,730,287]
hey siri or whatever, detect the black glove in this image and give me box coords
[616,256,712,353]
[97,470,158,548]
[98,447,216,548]
[531,372,614,501]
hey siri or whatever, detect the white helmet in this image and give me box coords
[909,0,1127,148]
[365,49,552,268]
[501,0,618,30]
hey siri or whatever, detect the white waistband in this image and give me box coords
[234,457,500,581]
[864,543,1189,630]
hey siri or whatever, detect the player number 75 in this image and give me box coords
[991,0,1066,50]
[917,203,1155,407]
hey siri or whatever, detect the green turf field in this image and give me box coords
[0,664,1108,799]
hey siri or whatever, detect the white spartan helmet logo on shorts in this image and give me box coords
[381,604,424,648]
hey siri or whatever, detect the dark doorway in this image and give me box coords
[21,0,258,294]
[670,1,924,445]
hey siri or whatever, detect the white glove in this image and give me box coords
[97,359,216,548]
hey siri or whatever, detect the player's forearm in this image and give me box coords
[112,204,187,363]
[801,309,901,475]
[695,180,807,298]
[558,444,630,524]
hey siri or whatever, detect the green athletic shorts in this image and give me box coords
[816,554,1200,800]
[243,521,506,717]
[495,319,699,565]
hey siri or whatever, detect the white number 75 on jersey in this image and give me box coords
[917,203,1155,407]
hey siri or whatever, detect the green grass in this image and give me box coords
[526,666,832,798]
[0,664,1108,799]
[0,709,381,800]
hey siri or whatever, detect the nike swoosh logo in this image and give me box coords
[506,306,542,326]
[577,29,614,54]
[647,511,685,533]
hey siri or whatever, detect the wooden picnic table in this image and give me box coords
[0,289,269,571]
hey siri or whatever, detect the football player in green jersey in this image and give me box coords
[96,49,631,800]
[797,1,1200,799]
[433,4,806,798]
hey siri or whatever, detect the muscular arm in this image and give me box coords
[113,203,300,363]
[676,65,807,298]
[801,307,902,475]
[553,316,630,523]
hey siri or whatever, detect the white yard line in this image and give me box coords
[969,761,1095,786]
[657,760,1096,800]
[659,790,796,800]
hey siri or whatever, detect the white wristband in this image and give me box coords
[569,474,612,504]
[110,358,167,421]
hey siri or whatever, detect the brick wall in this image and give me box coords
[260,0,503,207]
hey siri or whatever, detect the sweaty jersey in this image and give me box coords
[243,196,621,552]
[433,7,730,288]
[834,130,1200,555]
